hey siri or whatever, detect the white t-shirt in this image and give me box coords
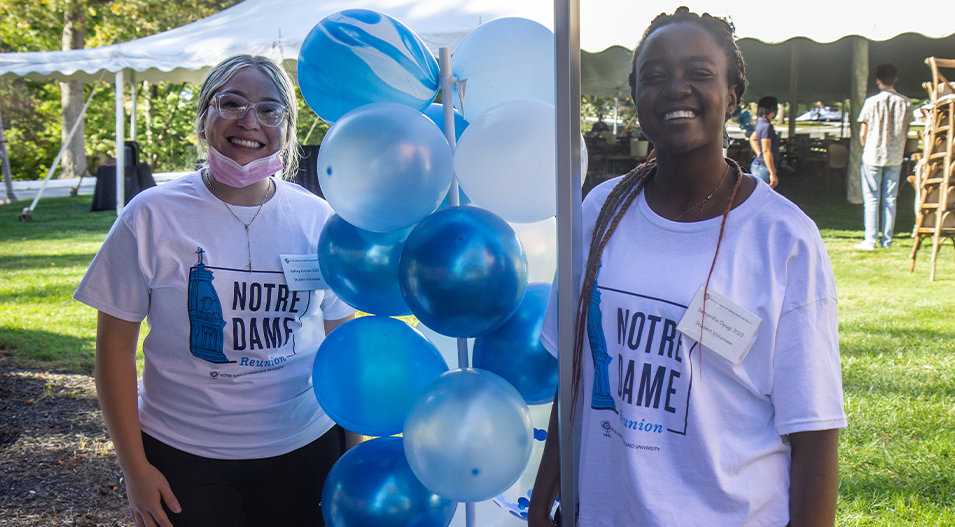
[541,177,846,526]
[74,172,355,459]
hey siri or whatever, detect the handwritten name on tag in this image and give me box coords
[279,254,329,291]
[676,284,761,365]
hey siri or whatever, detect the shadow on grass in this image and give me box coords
[774,173,917,234]
[0,252,98,271]
[0,328,95,372]
[0,195,116,243]
[0,282,87,304]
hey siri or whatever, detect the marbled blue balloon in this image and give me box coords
[422,103,469,142]
[473,283,558,405]
[323,437,457,527]
[312,316,448,437]
[399,206,528,338]
[298,9,439,123]
[317,214,411,316]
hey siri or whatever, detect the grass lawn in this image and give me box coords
[2,175,954,525]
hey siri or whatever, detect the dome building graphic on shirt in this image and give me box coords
[588,280,617,412]
[188,247,230,363]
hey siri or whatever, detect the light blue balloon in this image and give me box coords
[451,18,555,120]
[399,206,528,338]
[317,102,454,232]
[317,214,411,316]
[312,316,449,436]
[298,9,439,123]
[473,283,557,405]
[423,103,469,142]
[404,368,534,503]
[323,437,457,527]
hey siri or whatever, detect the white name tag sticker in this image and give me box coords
[279,254,329,291]
[676,284,762,365]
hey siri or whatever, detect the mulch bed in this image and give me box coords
[0,355,127,526]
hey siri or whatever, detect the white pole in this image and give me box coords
[22,71,106,214]
[439,44,476,527]
[613,97,618,135]
[130,72,137,141]
[555,0,582,525]
[115,69,126,215]
[438,48,460,209]
[1,112,17,204]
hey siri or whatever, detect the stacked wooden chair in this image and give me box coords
[910,57,955,281]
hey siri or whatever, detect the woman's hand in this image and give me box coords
[123,461,181,527]
[94,311,181,526]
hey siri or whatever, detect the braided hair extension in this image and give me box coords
[570,156,746,418]
[628,7,747,118]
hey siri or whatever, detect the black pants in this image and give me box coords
[142,427,346,527]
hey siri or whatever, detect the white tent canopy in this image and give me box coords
[4,0,953,85]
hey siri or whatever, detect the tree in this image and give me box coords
[0,0,241,180]
[61,0,86,179]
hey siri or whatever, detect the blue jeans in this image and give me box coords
[751,163,771,184]
[861,163,902,247]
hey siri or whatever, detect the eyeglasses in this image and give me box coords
[213,93,288,127]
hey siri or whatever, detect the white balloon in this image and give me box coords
[509,218,557,284]
[455,99,556,223]
[451,18,555,120]
[491,403,553,522]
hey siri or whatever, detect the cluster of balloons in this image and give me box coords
[299,9,565,527]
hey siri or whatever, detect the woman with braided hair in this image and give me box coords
[528,8,845,526]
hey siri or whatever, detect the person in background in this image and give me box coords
[528,7,845,527]
[591,114,610,133]
[749,95,780,187]
[74,55,357,527]
[855,63,913,250]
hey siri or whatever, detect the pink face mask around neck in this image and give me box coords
[207,146,283,188]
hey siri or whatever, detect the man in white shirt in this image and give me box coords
[855,63,914,250]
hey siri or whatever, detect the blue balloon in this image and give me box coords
[318,214,411,316]
[317,102,454,232]
[404,368,534,503]
[422,103,469,142]
[312,316,449,436]
[473,283,557,405]
[399,206,528,338]
[323,437,457,527]
[298,9,439,123]
[451,18,555,119]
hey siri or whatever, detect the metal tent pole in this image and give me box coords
[115,69,126,215]
[555,0,582,525]
[439,45,476,527]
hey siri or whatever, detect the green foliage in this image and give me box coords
[581,94,636,134]
[0,0,241,178]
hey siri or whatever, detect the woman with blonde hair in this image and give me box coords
[75,55,355,527]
